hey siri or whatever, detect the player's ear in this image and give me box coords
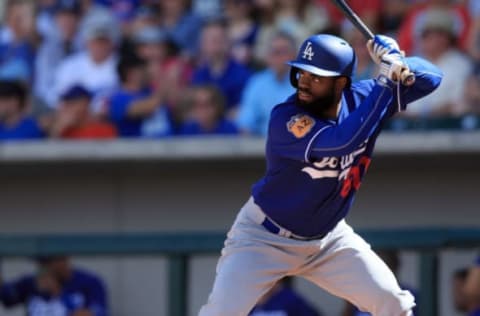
[335,77,348,92]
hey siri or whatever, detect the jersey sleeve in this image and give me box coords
[269,83,393,161]
[395,57,443,111]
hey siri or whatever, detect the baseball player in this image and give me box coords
[199,34,442,316]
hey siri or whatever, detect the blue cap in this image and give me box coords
[54,0,81,15]
[135,5,156,19]
[60,85,92,101]
[133,26,169,44]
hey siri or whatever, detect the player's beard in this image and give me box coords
[295,88,339,119]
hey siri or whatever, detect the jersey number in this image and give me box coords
[340,156,371,198]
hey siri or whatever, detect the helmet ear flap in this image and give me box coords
[290,67,299,88]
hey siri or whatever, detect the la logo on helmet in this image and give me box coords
[302,42,314,61]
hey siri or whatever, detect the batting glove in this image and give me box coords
[376,54,410,86]
[367,35,402,65]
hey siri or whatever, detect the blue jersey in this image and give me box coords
[0,269,108,316]
[108,88,151,137]
[0,117,44,141]
[180,118,239,135]
[192,59,252,109]
[252,57,442,237]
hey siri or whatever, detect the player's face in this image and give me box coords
[296,70,337,104]
[296,69,347,118]
[0,96,21,122]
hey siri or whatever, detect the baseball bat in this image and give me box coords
[332,0,416,86]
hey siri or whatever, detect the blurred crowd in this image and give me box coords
[0,0,480,141]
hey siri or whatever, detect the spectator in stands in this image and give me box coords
[35,0,83,107]
[78,0,120,47]
[253,0,328,65]
[0,80,44,141]
[0,255,108,316]
[452,267,474,315]
[49,85,117,139]
[108,53,175,137]
[467,0,480,61]
[157,0,203,57]
[224,0,258,66]
[406,8,473,118]
[316,0,381,30]
[464,256,480,316]
[251,0,277,63]
[341,22,376,82]
[129,5,161,37]
[249,277,322,316]
[236,31,296,136]
[397,0,471,55]
[106,0,142,55]
[131,27,190,137]
[107,0,141,27]
[191,0,222,19]
[36,0,62,41]
[180,85,238,136]
[49,13,119,111]
[274,0,330,46]
[378,0,412,36]
[341,250,419,316]
[0,0,36,82]
[192,18,252,116]
[455,63,480,130]
[133,26,192,111]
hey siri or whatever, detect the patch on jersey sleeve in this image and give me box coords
[287,114,315,138]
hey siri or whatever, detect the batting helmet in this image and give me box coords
[287,34,357,87]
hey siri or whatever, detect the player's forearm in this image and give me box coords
[309,83,393,159]
[127,94,163,118]
[399,57,443,106]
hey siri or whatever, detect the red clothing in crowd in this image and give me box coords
[397,2,471,55]
[316,0,382,25]
[61,122,117,139]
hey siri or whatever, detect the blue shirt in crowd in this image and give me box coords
[0,117,44,141]
[0,269,108,316]
[165,11,203,56]
[0,42,35,81]
[180,118,239,136]
[141,105,177,138]
[236,69,294,136]
[108,89,151,137]
[249,285,321,316]
[470,309,480,316]
[192,59,251,110]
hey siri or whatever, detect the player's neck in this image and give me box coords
[324,101,341,120]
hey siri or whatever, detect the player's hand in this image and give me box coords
[377,54,411,85]
[367,35,402,65]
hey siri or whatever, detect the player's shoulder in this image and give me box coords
[270,94,307,126]
[350,79,377,98]
[268,94,329,141]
